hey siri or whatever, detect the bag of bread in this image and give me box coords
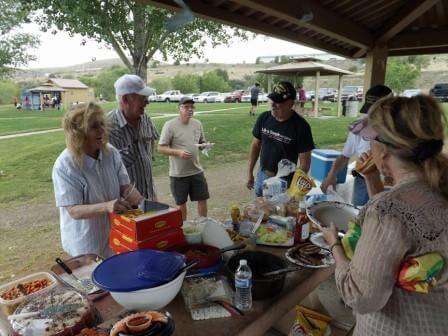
[289,305,331,336]
[288,168,316,199]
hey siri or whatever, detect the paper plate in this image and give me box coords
[307,201,359,232]
[309,232,345,250]
[285,245,335,269]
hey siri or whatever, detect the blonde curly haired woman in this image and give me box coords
[321,95,448,335]
[52,102,142,257]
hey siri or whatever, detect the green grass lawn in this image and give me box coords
[0,102,354,206]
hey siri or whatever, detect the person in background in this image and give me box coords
[295,84,306,115]
[320,85,392,206]
[52,102,143,257]
[320,95,448,336]
[107,74,159,201]
[247,81,315,197]
[249,82,261,116]
[158,97,210,220]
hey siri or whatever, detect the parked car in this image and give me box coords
[319,88,338,102]
[223,90,248,103]
[341,86,363,101]
[402,89,421,98]
[241,93,268,103]
[214,92,230,103]
[193,91,221,103]
[305,91,315,101]
[430,83,448,101]
[155,90,183,102]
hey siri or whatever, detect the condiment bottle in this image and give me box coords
[295,201,310,243]
[230,204,241,232]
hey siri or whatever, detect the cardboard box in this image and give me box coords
[109,227,185,254]
[109,205,182,241]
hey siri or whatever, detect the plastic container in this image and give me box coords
[310,149,347,183]
[0,272,58,315]
[109,270,186,310]
[234,259,252,311]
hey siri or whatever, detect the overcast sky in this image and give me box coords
[21,22,324,69]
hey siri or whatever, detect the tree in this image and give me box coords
[172,73,200,93]
[199,71,230,92]
[385,57,420,94]
[150,78,172,94]
[0,80,20,105]
[23,0,247,81]
[80,65,128,101]
[0,0,39,78]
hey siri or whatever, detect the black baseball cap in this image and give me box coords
[360,85,392,114]
[268,81,297,103]
[179,96,195,105]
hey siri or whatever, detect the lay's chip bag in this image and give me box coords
[288,168,316,199]
[289,305,331,336]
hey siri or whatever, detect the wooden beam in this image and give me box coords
[388,29,448,50]
[363,45,388,89]
[389,46,448,56]
[144,0,356,58]
[314,71,320,118]
[211,0,227,6]
[352,48,367,58]
[337,75,343,117]
[376,0,439,43]
[235,0,374,49]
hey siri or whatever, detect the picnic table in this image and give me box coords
[93,246,335,336]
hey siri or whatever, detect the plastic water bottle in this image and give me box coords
[235,259,252,311]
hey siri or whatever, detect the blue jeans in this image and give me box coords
[352,176,369,207]
[255,170,270,197]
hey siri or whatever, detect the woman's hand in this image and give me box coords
[319,222,339,246]
[105,199,132,213]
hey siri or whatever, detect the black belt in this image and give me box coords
[351,170,364,179]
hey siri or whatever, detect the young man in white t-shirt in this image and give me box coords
[321,85,392,206]
[158,97,210,220]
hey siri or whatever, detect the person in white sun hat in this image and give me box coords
[107,74,159,201]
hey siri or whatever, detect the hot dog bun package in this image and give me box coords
[288,168,316,199]
[289,305,331,336]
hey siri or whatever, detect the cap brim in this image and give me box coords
[348,117,378,140]
[267,93,287,103]
[136,86,155,97]
[179,98,194,105]
[359,102,371,114]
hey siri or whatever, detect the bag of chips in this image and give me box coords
[288,168,316,199]
[289,305,331,336]
[397,253,445,294]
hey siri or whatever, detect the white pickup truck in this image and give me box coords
[155,90,183,103]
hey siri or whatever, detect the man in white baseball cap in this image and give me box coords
[107,74,159,201]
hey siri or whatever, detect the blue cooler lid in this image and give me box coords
[92,249,185,292]
[312,149,341,158]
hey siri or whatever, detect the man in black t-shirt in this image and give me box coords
[246,81,315,197]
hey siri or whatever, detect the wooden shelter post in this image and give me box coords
[363,45,388,93]
[267,75,272,93]
[314,70,320,117]
[337,74,343,117]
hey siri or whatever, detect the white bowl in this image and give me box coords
[109,271,186,310]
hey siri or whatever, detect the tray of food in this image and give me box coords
[255,223,294,247]
[285,242,335,268]
[306,201,359,231]
[0,272,58,315]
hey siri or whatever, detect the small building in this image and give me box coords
[23,79,94,110]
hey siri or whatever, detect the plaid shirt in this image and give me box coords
[107,109,159,200]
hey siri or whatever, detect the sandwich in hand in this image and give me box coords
[355,153,377,174]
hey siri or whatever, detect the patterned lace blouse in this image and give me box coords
[335,178,448,336]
